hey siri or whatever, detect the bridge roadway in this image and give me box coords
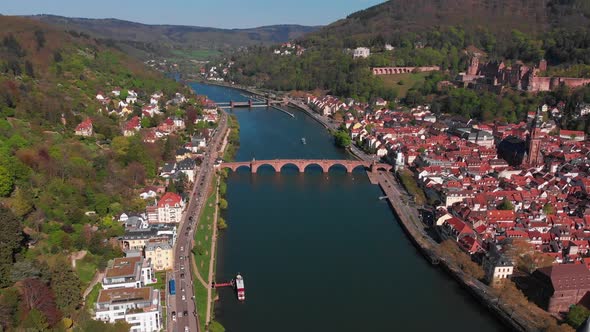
[219,159,392,174]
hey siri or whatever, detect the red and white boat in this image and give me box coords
[234,274,245,301]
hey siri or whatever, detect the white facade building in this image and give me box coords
[95,287,162,332]
[353,47,370,59]
[102,256,155,290]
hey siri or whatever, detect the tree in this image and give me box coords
[566,305,590,328]
[497,198,514,211]
[0,287,19,330]
[217,217,228,230]
[21,308,49,331]
[11,260,48,283]
[50,265,82,315]
[543,203,555,215]
[0,165,14,196]
[11,187,33,218]
[219,198,228,210]
[0,206,23,287]
[333,129,352,148]
[20,278,61,326]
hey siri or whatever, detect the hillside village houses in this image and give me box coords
[303,91,590,314]
[86,86,222,330]
[74,118,93,137]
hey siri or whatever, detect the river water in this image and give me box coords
[189,83,504,332]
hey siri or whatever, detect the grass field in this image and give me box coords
[193,183,217,280]
[192,176,218,331]
[398,169,427,205]
[171,49,221,60]
[75,255,98,286]
[85,283,101,311]
[378,72,429,97]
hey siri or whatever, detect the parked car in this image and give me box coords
[171,311,176,321]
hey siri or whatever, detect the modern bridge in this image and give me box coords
[219,159,393,173]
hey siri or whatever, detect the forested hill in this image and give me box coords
[308,0,590,45]
[0,16,189,331]
[28,15,319,60]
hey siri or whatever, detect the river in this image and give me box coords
[189,82,504,332]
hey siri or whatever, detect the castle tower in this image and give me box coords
[538,59,547,72]
[524,109,544,166]
[467,57,479,76]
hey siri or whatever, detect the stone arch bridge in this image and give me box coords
[219,159,393,174]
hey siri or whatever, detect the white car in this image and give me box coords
[182,294,186,300]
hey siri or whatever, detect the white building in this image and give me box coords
[102,256,155,290]
[95,287,162,332]
[353,47,370,59]
[157,192,185,223]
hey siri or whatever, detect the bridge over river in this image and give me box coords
[219,159,393,174]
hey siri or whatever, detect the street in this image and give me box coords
[167,111,228,332]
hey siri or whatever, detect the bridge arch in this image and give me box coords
[327,163,348,173]
[350,164,368,173]
[278,162,301,173]
[234,165,251,173]
[251,163,277,173]
[303,162,328,173]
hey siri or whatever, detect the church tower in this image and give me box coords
[525,109,544,166]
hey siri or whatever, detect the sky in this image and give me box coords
[1,0,385,29]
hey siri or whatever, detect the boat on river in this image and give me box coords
[232,274,245,301]
[301,137,306,144]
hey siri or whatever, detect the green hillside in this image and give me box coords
[29,15,319,61]
[0,16,194,331]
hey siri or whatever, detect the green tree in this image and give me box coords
[543,203,555,215]
[111,136,130,161]
[217,217,228,230]
[21,308,49,331]
[219,198,228,210]
[497,199,514,211]
[0,287,19,330]
[566,305,590,328]
[0,206,23,287]
[11,187,33,218]
[209,320,226,332]
[50,265,82,315]
[333,129,352,148]
[0,166,14,197]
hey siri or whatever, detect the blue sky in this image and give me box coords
[1,0,385,29]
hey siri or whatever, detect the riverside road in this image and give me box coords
[167,111,228,332]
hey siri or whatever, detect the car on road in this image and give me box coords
[184,327,190,332]
[180,273,185,278]
[183,310,189,317]
[181,294,186,300]
[171,311,176,321]
[180,246,184,251]
[180,256,184,261]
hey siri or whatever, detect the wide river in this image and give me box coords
[189,83,504,332]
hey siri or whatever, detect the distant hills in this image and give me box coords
[310,0,590,43]
[27,15,320,60]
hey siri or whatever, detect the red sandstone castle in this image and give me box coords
[459,57,590,92]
